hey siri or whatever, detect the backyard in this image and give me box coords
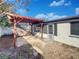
[0,35,79,59]
[0,0,79,59]
[0,35,43,59]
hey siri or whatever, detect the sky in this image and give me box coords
[4,0,79,20]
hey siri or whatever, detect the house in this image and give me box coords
[35,16,79,48]
[1,13,79,48]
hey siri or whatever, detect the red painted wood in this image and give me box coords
[7,13,44,48]
[7,14,43,24]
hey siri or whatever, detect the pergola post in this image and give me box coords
[41,23,43,39]
[13,19,17,48]
[30,23,32,35]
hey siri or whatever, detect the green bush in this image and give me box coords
[0,54,10,59]
[0,15,11,27]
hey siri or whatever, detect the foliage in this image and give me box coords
[0,15,11,27]
[0,0,31,27]
[0,2,12,13]
[0,54,10,59]
[0,0,31,14]
[1,0,31,14]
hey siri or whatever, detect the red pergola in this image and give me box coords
[7,13,44,48]
[7,13,43,24]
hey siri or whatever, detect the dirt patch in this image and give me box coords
[1,35,79,59]
[0,35,43,59]
[22,36,79,59]
[0,35,13,49]
[43,41,79,59]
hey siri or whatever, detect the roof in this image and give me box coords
[44,16,79,24]
[6,13,43,24]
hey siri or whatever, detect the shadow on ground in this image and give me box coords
[0,35,43,59]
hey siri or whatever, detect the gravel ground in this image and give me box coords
[43,41,79,59]
[23,36,79,59]
[0,35,79,59]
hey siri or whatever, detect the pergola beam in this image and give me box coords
[7,13,44,48]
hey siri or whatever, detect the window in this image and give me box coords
[43,25,47,34]
[49,25,53,34]
[71,22,79,35]
[54,23,57,36]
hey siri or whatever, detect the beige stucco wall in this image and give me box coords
[35,24,54,41]
[36,23,79,48]
[54,23,79,48]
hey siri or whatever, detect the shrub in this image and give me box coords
[0,54,10,59]
[0,15,11,27]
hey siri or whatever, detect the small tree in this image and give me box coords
[0,15,11,27]
[0,0,31,27]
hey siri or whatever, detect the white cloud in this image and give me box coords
[50,0,71,7]
[35,13,47,19]
[64,1,71,6]
[35,13,67,21]
[48,15,66,20]
[47,13,54,18]
[50,0,64,7]
[75,8,79,15]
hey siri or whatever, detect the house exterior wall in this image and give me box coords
[35,24,54,41]
[18,23,31,31]
[54,23,79,48]
[36,23,79,48]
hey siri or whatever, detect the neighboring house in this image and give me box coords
[36,16,79,48]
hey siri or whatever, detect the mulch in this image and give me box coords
[0,35,43,59]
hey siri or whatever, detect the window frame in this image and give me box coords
[48,24,53,34]
[54,23,57,36]
[70,22,79,36]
